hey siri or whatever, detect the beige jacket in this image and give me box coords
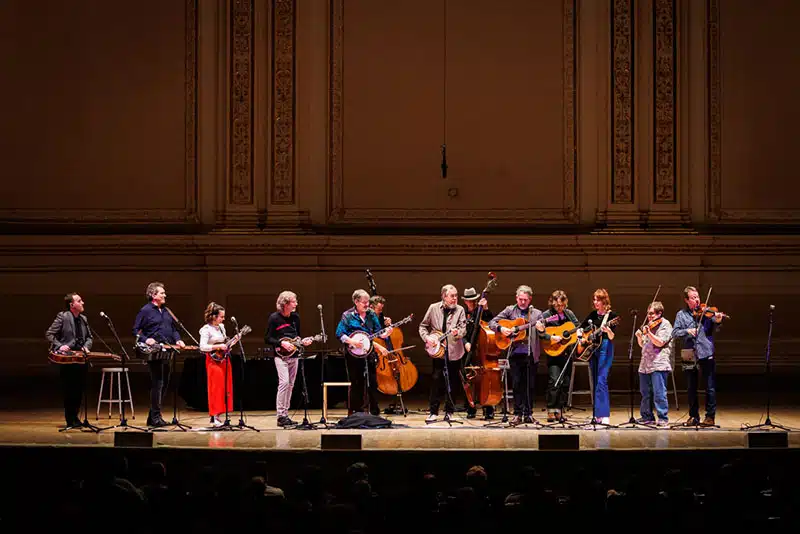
[418,302,467,361]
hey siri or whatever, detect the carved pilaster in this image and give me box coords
[707,0,721,220]
[230,0,254,206]
[612,0,634,204]
[271,0,296,205]
[654,0,676,203]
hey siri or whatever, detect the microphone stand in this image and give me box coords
[100,313,149,432]
[318,305,330,425]
[290,348,323,430]
[742,305,789,431]
[544,342,583,429]
[158,308,196,432]
[230,317,258,431]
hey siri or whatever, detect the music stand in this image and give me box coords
[289,351,324,430]
[100,312,150,432]
[156,314,200,432]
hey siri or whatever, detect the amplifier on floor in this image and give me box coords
[321,433,362,450]
[114,431,154,448]
[747,432,788,448]
[539,434,579,450]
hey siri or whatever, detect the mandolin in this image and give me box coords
[274,334,324,358]
[575,316,621,362]
[209,325,252,363]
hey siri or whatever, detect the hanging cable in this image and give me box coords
[440,0,448,178]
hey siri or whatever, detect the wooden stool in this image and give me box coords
[96,367,135,419]
[568,361,593,407]
[322,382,351,421]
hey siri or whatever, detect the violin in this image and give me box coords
[692,304,730,320]
[638,317,662,334]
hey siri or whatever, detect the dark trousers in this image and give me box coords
[60,364,88,424]
[509,354,537,416]
[147,359,171,421]
[429,358,462,415]
[686,357,717,419]
[546,355,571,411]
[346,353,379,415]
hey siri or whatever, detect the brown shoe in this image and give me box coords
[684,417,700,426]
[547,412,556,422]
[702,416,716,426]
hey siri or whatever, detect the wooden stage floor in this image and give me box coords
[1,403,798,451]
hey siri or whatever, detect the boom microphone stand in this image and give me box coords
[742,305,790,431]
[158,308,197,431]
[544,342,583,429]
[99,311,149,432]
[617,309,656,429]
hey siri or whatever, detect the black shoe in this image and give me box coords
[277,416,296,427]
[466,410,477,419]
[684,417,701,427]
[523,415,535,424]
[511,415,523,426]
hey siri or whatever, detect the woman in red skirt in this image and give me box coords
[199,302,233,426]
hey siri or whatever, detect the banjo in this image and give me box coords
[345,314,414,359]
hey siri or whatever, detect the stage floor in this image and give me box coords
[1,403,798,451]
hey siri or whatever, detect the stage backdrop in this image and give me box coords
[1,1,799,393]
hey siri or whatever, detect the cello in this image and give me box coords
[461,273,504,408]
[365,269,419,397]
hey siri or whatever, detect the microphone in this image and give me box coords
[629,309,639,316]
[769,304,775,311]
[100,311,110,320]
[441,144,448,178]
[317,304,323,310]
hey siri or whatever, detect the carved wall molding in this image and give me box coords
[271,0,296,205]
[654,0,676,203]
[229,0,254,205]
[328,0,577,225]
[707,0,721,220]
[611,0,634,204]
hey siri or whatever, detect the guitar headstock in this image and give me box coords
[394,314,413,327]
[239,325,252,336]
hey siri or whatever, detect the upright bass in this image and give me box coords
[365,269,419,396]
[461,273,503,408]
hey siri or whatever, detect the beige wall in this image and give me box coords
[0,0,798,377]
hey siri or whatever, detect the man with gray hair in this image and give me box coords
[420,284,467,423]
[489,285,543,425]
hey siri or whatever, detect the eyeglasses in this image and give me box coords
[647,312,658,316]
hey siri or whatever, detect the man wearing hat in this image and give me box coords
[461,287,496,419]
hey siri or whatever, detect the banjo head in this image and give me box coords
[347,331,372,357]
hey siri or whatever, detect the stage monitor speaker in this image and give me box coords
[539,434,579,450]
[114,431,154,448]
[321,434,362,450]
[747,432,788,448]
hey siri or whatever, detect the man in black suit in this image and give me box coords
[46,293,93,428]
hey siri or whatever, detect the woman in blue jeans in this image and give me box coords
[636,301,673,426]
[580,289,618,425]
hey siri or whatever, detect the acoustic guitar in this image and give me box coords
[494,318,537,351]
[209,325,252,363]
[575,316,621,362]
[540,321,584,357]
[48,350,121,365]
[274,334,324,358]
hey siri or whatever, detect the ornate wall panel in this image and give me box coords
[271,0,296,205]
[653,0,676,203]
[229,0,254,205]
[611,0,634,204]
[328,0,577,225]
[707,0,800,223]
[0,0,198,226]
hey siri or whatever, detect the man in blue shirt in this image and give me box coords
[672,286,725,426]
[132,281,185,427]
[336,289,392,415]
